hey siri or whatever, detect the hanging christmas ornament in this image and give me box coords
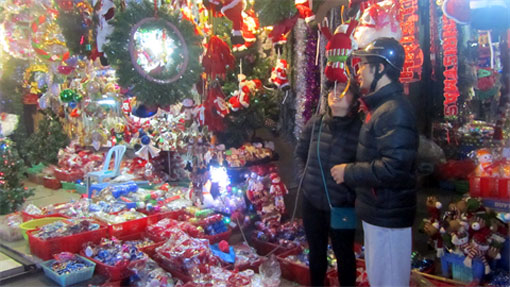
[294,0,315,25]
[216,0,245,49]
[31,13,70,62]
[268,15,298,55]
[56,0,73,11]
[202,36,235,80]
[229,74,262,111]
[238,9,260,51]
[23,64,49,94]
[135,134,161,160]
[319,19,358,84]
[269,59,290,91]
[353,0,401,49]
[103,1,202,107]
[60,89,77,103]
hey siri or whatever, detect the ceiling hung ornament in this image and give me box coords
[102,1,202,107]
[129,17,189,84]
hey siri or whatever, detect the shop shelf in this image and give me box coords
[27,221,108,260]
[40,255,95,286]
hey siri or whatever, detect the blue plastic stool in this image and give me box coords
[86,145,126,198]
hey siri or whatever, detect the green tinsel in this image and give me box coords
[254,0,297,27]
[103,1,202,107]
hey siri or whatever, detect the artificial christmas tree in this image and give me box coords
[23,111,70,166]
[0,139,33,215]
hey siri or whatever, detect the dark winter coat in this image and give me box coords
[295,112,362,211]
[344,83,418,228]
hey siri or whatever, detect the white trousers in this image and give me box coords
[362,221,412,287]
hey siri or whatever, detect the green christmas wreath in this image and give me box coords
[103,1,202,107]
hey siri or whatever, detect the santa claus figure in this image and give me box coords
[229,74,262,111]
[182,98,195,123]
[220,0,245,46]
[295,0,315,24]
[270,59,290,91]
[95,0,115,65]
[269,173,288,214]
[268,15,298,55]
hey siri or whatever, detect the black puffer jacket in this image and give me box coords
[344,83,418,228]
[295,112,362,211]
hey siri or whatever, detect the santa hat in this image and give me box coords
[270,173,280,183]
[451,231,469,246]
[472,233,489,251]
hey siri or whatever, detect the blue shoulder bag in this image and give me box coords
[316,117,357,229]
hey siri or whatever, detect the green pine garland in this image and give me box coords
[103,1,202,107]
[253,0,297,27]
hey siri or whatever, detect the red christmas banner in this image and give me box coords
[399,0,423,84]
[442,14,459,117]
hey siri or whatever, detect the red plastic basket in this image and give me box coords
[27,222,108,260]
[96,212,160,238]
[80,250,142,281]
[117,232,165,257]
[53,168,84,182]
[249,234,296,256]
[277,247,330,286]
[43,176,62,190]
[497,178,510,200]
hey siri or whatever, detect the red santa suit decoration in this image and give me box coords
[202,36,236,80]
[268,15,298,55]
[269,59,290,91]
[319,19,358,83]
[237,9,260,51]
[229,74,262,111]
[269,173,288,214]
[295,0,315,24]
[220,0,245,47]
[353,0,401,49]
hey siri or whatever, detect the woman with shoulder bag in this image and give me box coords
[295,80,362,286]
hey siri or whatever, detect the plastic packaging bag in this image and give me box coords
[259,255,281,287]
